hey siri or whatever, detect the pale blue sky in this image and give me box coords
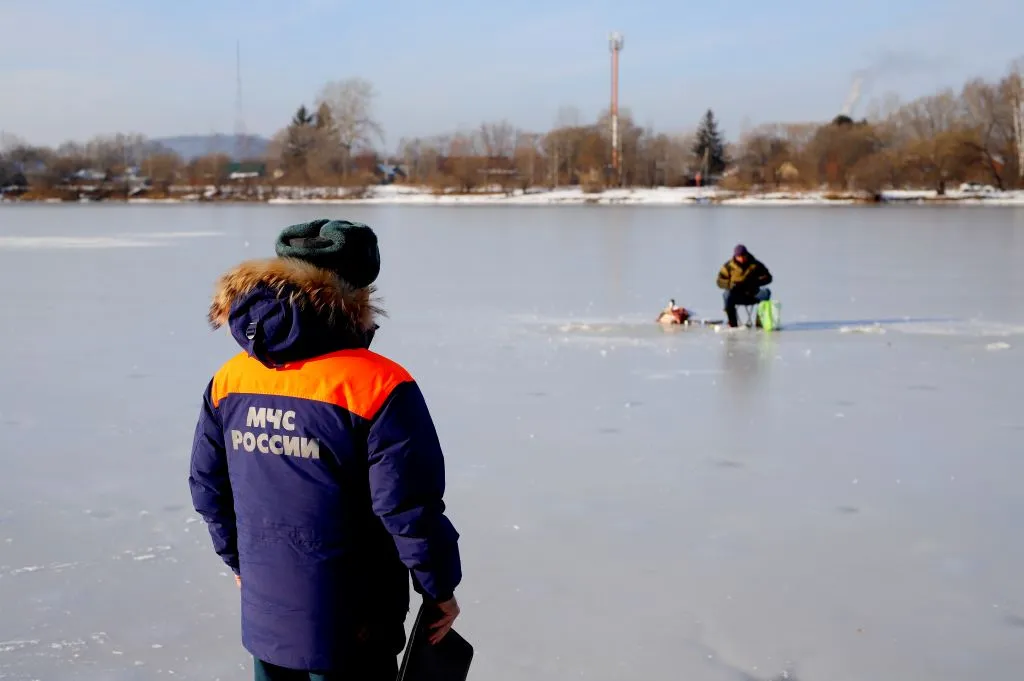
[1,0,1020,150]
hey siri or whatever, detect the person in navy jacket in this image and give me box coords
[189,219,463,681]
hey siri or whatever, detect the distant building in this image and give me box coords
[226,161,266,180]
[351,152,381,176]
[0,169,28,195]
[73,169,108,182]
[375,163,407,184]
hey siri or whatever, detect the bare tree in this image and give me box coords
[959,77,1015,188]
[426,134,452,188]
[863,92,903,123]
[72,133,150,174]
[546,105,585,186]
[316,77,385,180]
[397,137,422,183]
[0,135,33,190]
[447,130,485,192]
[811,119,883,189]
[665,133,695,185]
[897,90,963,140]
[146,153,185,194]
[0,133,28,155]
[894,91,972,193]
[1,140,47,168]
[188,154,231,195]
[479,120,516,158]
[735,125,793,187]
[513,132,542,191]
[635,128,667,187]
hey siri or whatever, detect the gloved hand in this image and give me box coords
[733,281,753,296]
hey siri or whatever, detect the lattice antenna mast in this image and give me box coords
[234,40,248,161]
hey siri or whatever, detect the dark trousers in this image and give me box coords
[723,287,770,327]
[253,654,397,681]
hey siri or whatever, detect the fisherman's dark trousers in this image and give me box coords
[253,646,399,681]
[252,655,397,681]
[723,287,771,327]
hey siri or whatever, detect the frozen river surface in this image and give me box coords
[1,204,1023,681]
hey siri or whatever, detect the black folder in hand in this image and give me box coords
[396,602,474,681]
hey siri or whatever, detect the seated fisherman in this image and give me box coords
[716,244,772,328]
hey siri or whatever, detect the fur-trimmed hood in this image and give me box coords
[208,257,385,366]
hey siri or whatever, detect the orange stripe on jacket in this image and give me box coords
[211,348,413,421]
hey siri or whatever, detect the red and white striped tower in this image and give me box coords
[609,32,623,184]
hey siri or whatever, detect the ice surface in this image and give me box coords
[1,203,1023,680]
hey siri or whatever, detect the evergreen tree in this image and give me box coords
[291,105,315,128]
[692,109,727,176]
[285,105,318,178]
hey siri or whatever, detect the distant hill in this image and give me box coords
[150,134,271,161]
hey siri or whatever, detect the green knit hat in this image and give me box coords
[275,219,380,289]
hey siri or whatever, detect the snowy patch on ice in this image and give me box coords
[0,236,160,249]
[48,638,87,651]
[555,334,654,349]
[113,230,223,239]
[839,324,887,334]
[986,342,1011,351]
[116,545,173,561]
[557,322,618,333]
[0,632,112,661]
[891,320,1024,338]
[639,369,727,380]
[0,639,40,653]
[5,561,79,576]
[0,231,221,250]
[511,315,679,347]
[521,312,1024,346]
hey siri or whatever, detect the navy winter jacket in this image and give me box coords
[188,257,462,671]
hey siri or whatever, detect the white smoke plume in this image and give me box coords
[840,50,945,118]
[841,75,863,117]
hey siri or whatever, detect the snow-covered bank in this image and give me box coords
[268,185,717,205]
[261,184,1024,206]
[6,184,1024,206]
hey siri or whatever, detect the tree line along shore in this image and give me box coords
[2,58,1022,204]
